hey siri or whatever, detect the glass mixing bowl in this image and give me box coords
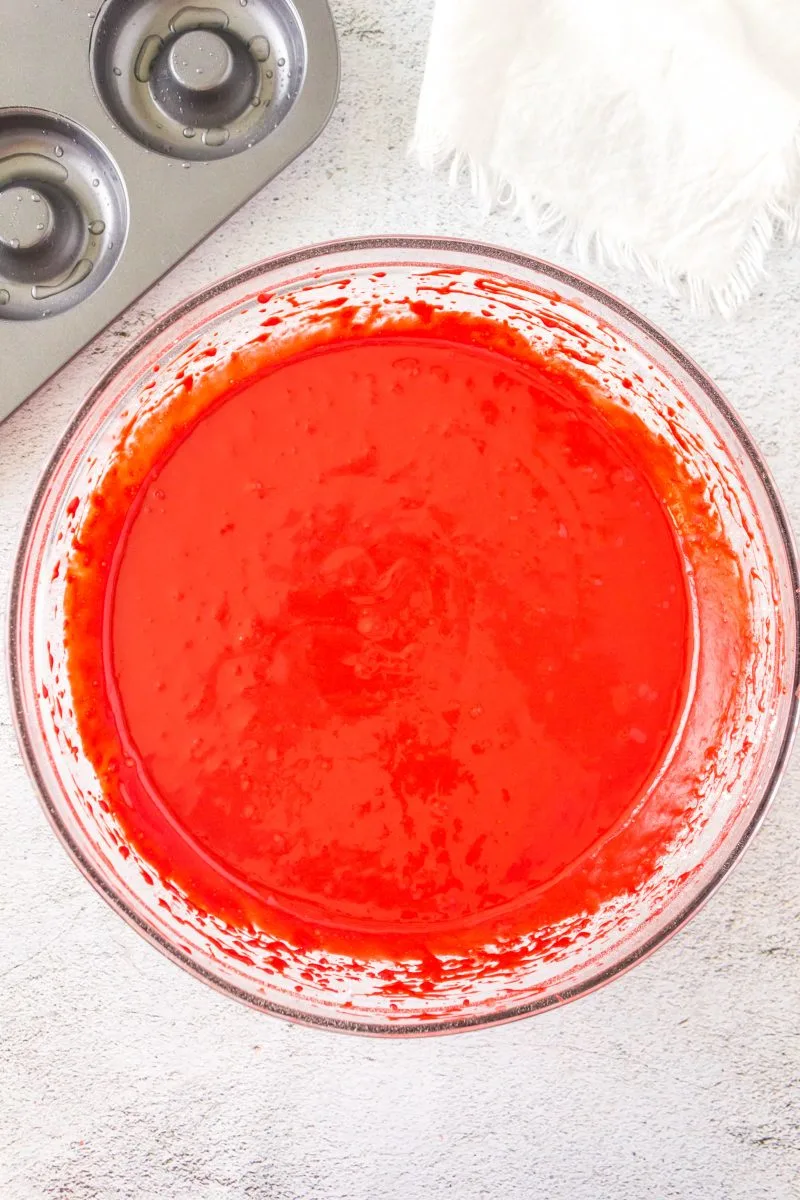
[9,237,800,1035]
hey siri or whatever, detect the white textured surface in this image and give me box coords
[1,3,799,1197]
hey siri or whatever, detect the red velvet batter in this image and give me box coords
[65,312,693,960]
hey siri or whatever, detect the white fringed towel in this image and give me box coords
[412,0,800,313]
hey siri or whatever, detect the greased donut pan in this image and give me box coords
[0,0,339,421]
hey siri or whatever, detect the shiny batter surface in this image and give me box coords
[65,320,693,957]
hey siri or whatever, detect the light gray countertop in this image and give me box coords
[1,3,799,1197]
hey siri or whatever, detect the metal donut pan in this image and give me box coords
[0,0,339,421]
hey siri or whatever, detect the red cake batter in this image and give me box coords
[65,309,693,959]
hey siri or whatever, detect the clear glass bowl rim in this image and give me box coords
[9,235,800,1036]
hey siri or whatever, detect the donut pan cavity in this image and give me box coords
[0,0,339,420]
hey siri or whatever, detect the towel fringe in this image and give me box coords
[411,134,800,317]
